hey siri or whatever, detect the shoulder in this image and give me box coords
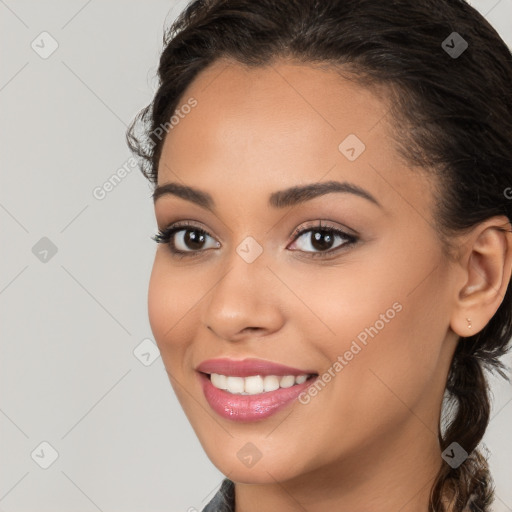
[201,478,235,512]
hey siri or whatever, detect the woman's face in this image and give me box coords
[149,59,461,485]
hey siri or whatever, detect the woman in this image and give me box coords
[126,0,512,510]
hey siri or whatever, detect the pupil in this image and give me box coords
[186,230,205,249]
[312,230,333,251]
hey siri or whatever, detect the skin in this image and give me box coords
[148,58,512,512]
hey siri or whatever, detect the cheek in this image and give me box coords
[147,258,169,345]
[147,253,195,359]
[298,251,447,422]
[147,255,201,412]
[281,261,403,355]
[338,287,447,428]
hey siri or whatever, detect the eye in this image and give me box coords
[288,222,358,257]
[173,228,219,252]
[152,222,220,257]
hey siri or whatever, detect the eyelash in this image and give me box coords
[151,221,359,260]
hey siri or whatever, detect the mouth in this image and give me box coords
[200,371,319,395]
[197,371,320,422]
[195,357,320,421]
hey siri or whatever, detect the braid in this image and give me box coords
[429,345,495,511]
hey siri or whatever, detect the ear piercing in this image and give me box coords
[466,318,472,329]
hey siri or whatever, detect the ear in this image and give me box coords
[450,215,512,338]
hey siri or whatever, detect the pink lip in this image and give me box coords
[197,372,319,422]
[195,357,317,377]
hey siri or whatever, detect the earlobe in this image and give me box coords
[450,215,512,338]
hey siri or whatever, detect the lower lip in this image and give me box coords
[198,372,319,422]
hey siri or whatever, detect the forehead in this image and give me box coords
[161,58,391,164]
[157,58,436,224]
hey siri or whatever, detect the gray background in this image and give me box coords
[0,1,511,511]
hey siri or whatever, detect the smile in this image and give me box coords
[208,372,314,395]
[197,372,319,422]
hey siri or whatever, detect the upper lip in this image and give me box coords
[196,358,318,377]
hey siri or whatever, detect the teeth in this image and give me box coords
[295,374,307,384]
[279,375,295,388]
[226,376,244,394]
[263,375,279,392]
[210,373,312,395]
[245,375,264,394]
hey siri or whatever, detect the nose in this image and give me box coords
[201,253,285,342]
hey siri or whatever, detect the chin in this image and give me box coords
[204,444,309,485]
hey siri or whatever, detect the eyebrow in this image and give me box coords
[152,180,382,210]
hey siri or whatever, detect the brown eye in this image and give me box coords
[288,225,358,257]
[180,229,208,250]
[310,230,336,251]
[152,223,220,257]
[172,228,219,252]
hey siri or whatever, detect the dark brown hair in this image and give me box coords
[126,1,512,510]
